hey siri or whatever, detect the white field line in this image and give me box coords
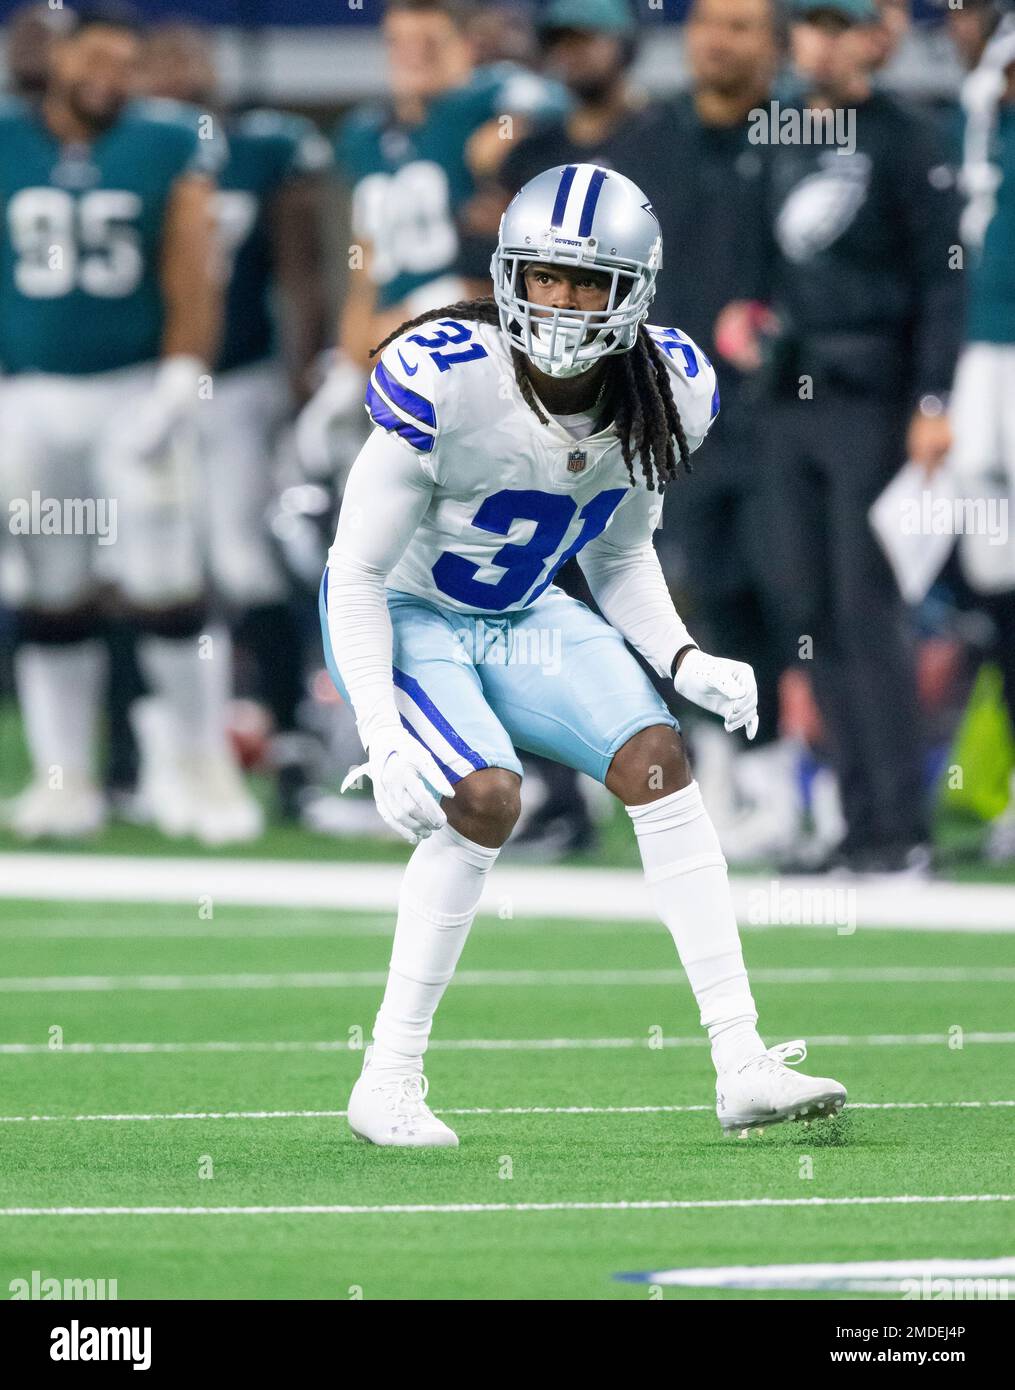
[0,966,1011,993]
[0,1100,1012,1124]
[2,853,1014,931]
[616,1256,1015,1290]
[0,912,1009,941]
[2,1032,1014,1055]
[0,918,399,939]
[2,1194,1012,1218]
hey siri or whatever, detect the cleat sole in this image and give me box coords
[720,1093,846,1136]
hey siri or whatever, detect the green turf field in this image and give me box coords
[0,897,1011,1299]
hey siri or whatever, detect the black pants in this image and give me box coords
[757,395,926,850]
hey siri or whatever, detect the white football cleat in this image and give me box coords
[716,1039,846,1136]
[347,1046,459,1147]
[6,776,106,840]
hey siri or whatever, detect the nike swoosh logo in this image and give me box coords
[397,350,419,376]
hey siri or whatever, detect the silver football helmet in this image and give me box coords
[491,163,662,378]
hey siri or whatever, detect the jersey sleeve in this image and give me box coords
[645,324,721,454]
[364,329,454,480]
[332,103,381,185]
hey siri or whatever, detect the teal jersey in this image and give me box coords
[336,62,570,311]
[216,108,331,373]
[0,97,219,375]
[968,105,1015,344]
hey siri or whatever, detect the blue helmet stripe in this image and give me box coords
[550,164,577,228]
[372,359,437,429]
[578,167,608,237]
[366,380,435,452]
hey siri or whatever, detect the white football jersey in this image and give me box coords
[364,316,718,614]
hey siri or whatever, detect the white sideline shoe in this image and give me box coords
[986,806,1015,863]
[716,1039,846,1136]
[131,697,263,844]
[6,776,106,840]
[186,755,264,846]
[347,1046,459,1147]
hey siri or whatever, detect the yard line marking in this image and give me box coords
[2,853,1013,930]
[2,1194,1012,1218]
[0,966,1011,993]
[0,1100,1012,1124]
[615,1256,1015,1290]
[2,1032,1015,1055]
[0,914,1007,941]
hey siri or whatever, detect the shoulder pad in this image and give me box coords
[237,108,332,174]
[0,96,28,127]
[129,98,226,175]
[645,325,720,452]
[365,317,493,457]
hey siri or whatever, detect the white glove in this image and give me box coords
[295,352,368,477]
[673,648,759,740]
[340,725,455,845]
[112,354,205,459]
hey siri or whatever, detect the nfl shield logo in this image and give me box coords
[566,448,587,474]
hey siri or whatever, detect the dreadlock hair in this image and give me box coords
[370,297,692,492]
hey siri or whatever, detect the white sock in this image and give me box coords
[627,781,765,1074]
[137,627,230,759]
[371,822,500,1071]
[15,641,105,784]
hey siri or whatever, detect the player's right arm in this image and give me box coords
[326,426,432,743]
[326,425,455,842]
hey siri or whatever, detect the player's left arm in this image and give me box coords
[899,112,964,472]
[578,331,757,739]
[268,120,334,405]
[577,485,695,680]
[160,171,222,366]
[578,489,758,738]
[114,171,222,458]
[270,171,331,405]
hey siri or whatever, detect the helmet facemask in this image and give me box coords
[492,241,658,379]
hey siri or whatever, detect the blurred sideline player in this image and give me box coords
[321,163,846,1145]
[726,0,961,874]
[140,22,333,819]
[296,0,568,477]
[485,0,657,230]
[0,5,257,842]
[948,0,1015,860]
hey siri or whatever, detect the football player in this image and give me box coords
[0,4,258,842]
[321,163,847,1144]
[140,22,333,818]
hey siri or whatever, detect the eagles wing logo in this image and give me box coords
[567,448,587,474]
[775,156,871,264]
